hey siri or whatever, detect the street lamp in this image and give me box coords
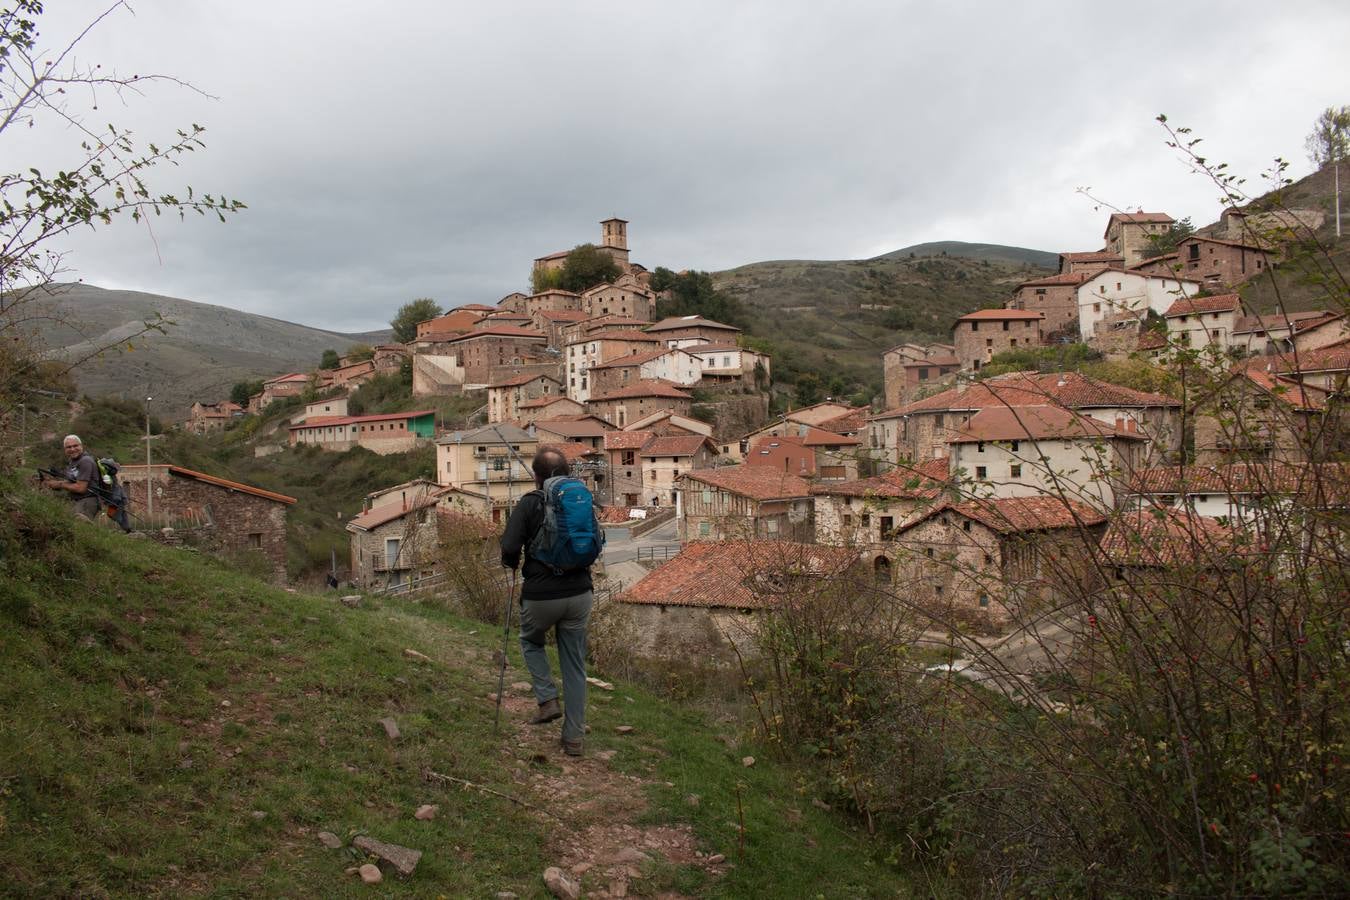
[145,396,153,521]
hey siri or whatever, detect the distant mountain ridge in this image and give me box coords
[30,283,391,418]
[874,241,1059,270]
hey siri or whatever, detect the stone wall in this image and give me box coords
[120,467,290,583]
[620,603,762,662]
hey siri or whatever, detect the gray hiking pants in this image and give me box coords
[519,591,593,743]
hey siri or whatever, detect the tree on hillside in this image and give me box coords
[560,244,621,292]
[650,267,747,328]
[319,349,340,370]
[230,379,264,407]
[0,1,244,468]
[1306,105,1349,238]
[1306,105,1349,168]
[345,343,374,362]
[1139,216,1194,260]
[390,298,442,343]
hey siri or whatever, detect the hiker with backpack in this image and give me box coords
[39,435,102,521]
[500,447,605,757]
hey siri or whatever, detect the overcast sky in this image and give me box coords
[18,1,1350,332]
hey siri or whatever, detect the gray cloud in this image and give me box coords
[23,1,1350,331]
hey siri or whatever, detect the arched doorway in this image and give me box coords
[873,555,891,584]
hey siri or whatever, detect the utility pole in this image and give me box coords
[145,395,154,522]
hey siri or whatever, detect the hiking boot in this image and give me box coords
[561,736,583,757]
[529,698,562,725]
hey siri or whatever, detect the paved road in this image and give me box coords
[602,518,678,564]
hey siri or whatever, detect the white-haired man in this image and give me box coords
[41,434,101,520]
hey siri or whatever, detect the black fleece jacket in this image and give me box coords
[499,490,594,601]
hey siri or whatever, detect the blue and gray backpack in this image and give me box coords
[529,476,604,573]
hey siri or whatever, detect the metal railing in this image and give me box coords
[636,544,682,564]
[373,571,448,597]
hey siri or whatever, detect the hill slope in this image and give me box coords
[0,485,916,897]
[27,284,391,416]
[713,251,1051,395]
[875,240,1058,269]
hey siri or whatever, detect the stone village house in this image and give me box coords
[586,380,693,429]
[616,540,863,661]
[676,465,814,543]
[889,496,1108,630]
[118,465,296,583]
[952,309,1044,372]
[486,373,563,424]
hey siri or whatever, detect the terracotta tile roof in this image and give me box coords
[1137,331,1168,351]
[1164,294,1242,317]
[531,289,581,298]
[589,347,681,370]
[289,410,435,431]
[347,495,442,532]
[948,406,1146,443]
[534,249,570,262]
[640,434,713,458]
[873,371,1180,419]
[1018,271,1092,288]
[619,540,860,609]
[1100,509,1241,567]
[955,309,1045,321]
[589,380,692,401]
[1130,253,1180,268]
[604,430,654,451]
[1231,310,1332,335]
[265,373,309,385]
[1060,250,1124,262]
[683,342,745,353]
[907,496,1107,535]
[681,465,812,501]
[477,312,532,322]
[1104,211,1175,236]
[536,418,614,438]
[1236,369,1327,410]
[812,457,951,499]
[800,425,861,447]
[1128,462,1350,499]
[445,325,546,341]
[644,316,741,333]
[580,316,651,331]
[574,329,663,343]
[813,407,871,434]
[1261,337,1350,374]
[540,441,601,462]
[457,303,499,312]
[487,372,559,389]
[121,465,297,505]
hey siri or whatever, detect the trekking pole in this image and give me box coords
[494,567,517,733]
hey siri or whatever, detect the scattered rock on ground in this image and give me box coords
[250,810,267,820]
[707,853,726,865]
[685,794,701,807]
[341,595,361,608]
[610,879,629,897]
[510,681,532,693]
[811,798,831,811]
[742,756,755,767]
[596,750,616,762]
[486,692,499,702]
[358,863,383,884]
[318,831,343,849]
[220,700,232,708]
[599,846,648,865]
[542,866,580,900]
[615,725,634,734]
[585,677,614,691]
[496,893,518,899]
[571,861,593,876]
[353,835,422,877]
[379,717,401,740]
[414,804,438,821]
[403,648,431,662]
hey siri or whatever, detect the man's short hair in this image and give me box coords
[532,447,570,481]
[63,434,82,448]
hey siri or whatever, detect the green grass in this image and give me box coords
[0,483,919,897]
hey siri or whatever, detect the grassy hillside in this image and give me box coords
[713,253,1049,399]
[0,483,919,897]
[27,284,392,419]
[874,240,1058,269]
